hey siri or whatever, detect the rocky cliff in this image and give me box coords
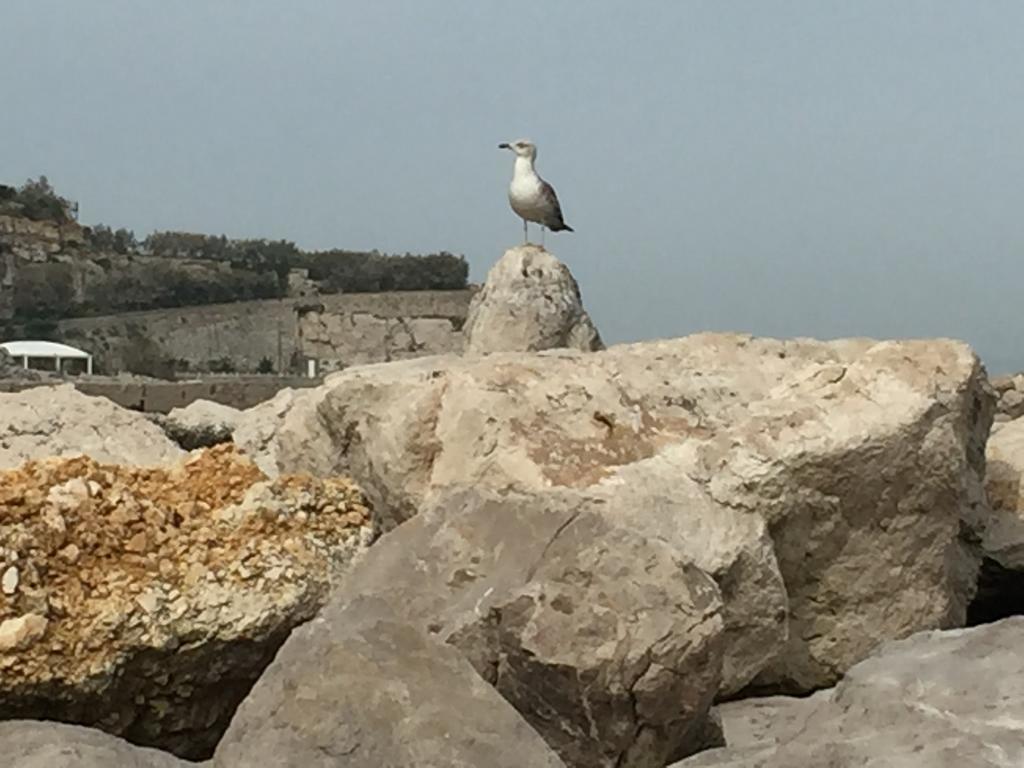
[0,214,279,330]
[0,208,474,375]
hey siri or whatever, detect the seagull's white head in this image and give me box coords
[498,139,537,161]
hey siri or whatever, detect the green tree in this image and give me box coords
[13,176,73,222]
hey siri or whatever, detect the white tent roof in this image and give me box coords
[0,340,91,359]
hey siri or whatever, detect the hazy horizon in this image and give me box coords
[4,1,1024,371]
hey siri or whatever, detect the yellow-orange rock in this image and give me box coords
[0,444,375,760]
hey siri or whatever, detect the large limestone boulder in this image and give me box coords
[236,334,991,693]
[332,490,725,767]
[0,384,182,469]
[674,618,1024,767]
[214,596,567,768]
[463,245,603,354]
[0,721,192,768]
[0,445,374,759]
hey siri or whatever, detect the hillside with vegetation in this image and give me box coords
[0,177,469,326]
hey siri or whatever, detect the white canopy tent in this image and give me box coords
[0,340,93,374]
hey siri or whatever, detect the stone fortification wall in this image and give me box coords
[52,289,474,375]
[297,290,471,371]
[57,299,300,374]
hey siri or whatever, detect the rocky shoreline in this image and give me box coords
[2,245,1023,766]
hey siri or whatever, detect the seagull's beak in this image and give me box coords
[498,142,510,150]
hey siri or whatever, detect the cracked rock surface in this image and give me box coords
[214,595,567,768]
[236,333,992,694]
[329,489,725,767]
[0,445,374,759]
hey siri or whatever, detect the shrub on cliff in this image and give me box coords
[86,224,137,254]
[144,232,297,275]
[122,331,177,379]
[309,250,468,293]
[0,176,75,223]
[12,262,75,319]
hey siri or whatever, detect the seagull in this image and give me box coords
[498,139,573,245]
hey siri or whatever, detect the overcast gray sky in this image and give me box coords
[3,1,1024,370]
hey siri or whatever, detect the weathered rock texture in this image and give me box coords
[214,596,567,768]
[0,445,374,759]
[675,618,1024,767]
[237,334,992,694]
[991,372,1024,422]
[0,720,193,768]
[0,384,183,469]
[463,245,602,354]
[0,213,85,258]
[332,490,725,767]
[708,691,830,752]
[153,399,242,450]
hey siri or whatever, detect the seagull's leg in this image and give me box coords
[523,218,528,244]
[541,225,546,248]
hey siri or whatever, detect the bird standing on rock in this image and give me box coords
[499,139,573,246]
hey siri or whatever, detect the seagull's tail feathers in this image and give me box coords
[549,222,574,233]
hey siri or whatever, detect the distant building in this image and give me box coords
[0,339,93,374]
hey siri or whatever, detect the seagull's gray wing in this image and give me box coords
[540,179,573,231]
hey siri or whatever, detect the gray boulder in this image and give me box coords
[213,596,566,768]
[674,618,1024,767]
[331,489,725,767]
[154,398,242,450]
[463,245,603,354]
[0,721,192,768]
